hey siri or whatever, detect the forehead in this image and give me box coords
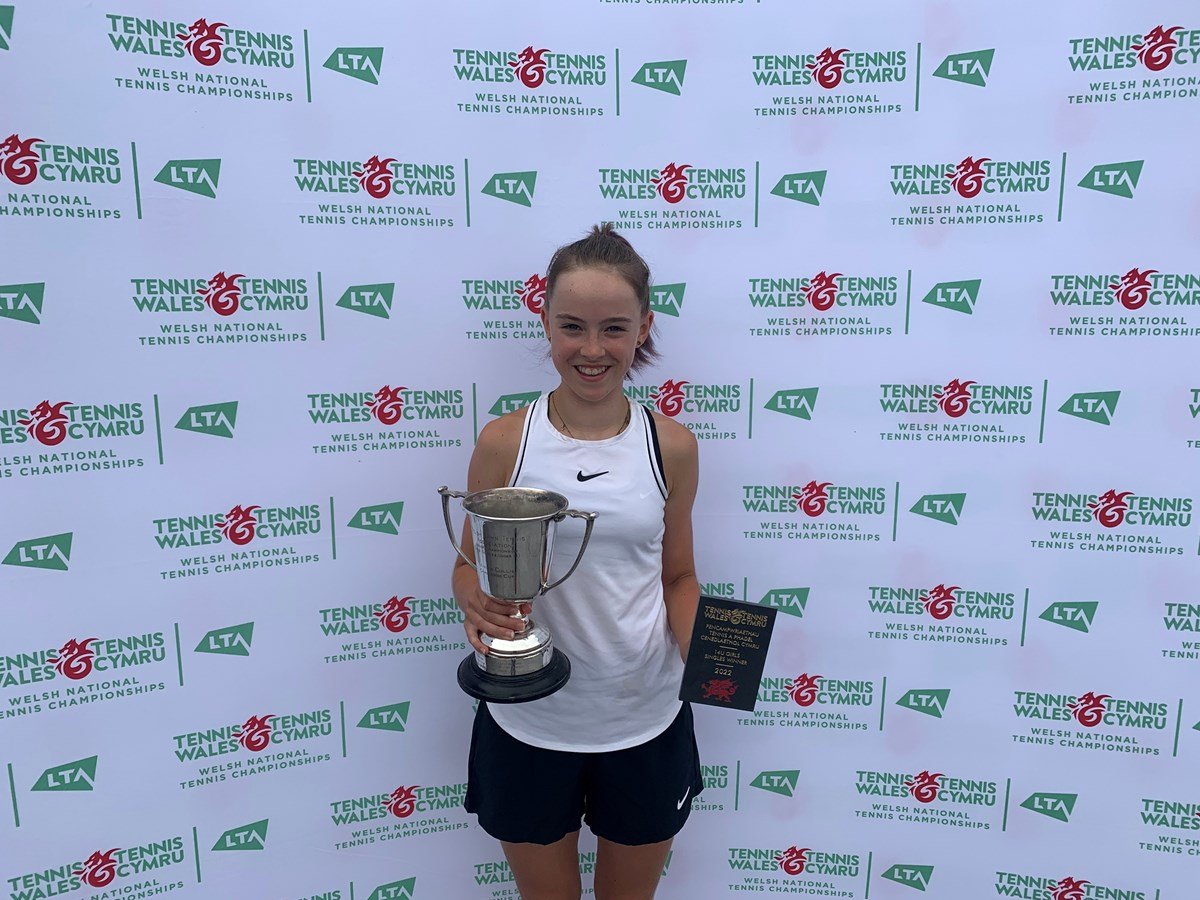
[551,267,640,316]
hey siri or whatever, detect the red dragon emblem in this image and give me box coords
[374,596,413,633]
[509,46,550,88]
[0,134,43,185]
[73,849,120,888]
[700,678,737,703]
[220,504,261,545]
[519,274,548,315]
[353,156,398,200]
[793,481,833,518]
[786,674,822,707]
[934,379,975,418]
[18,400,73,446]
[806,47,849,89]
[652,163,691,204]
[905,771,943,804]
[50,638,100,680]
[367,386,406,425]
[200,272,244,316]
[1087,490,1132,528]
[177,18,226,67]
[920,584,959,620]
[234,714,275,752]
[947,156,990,199]
[1051,877,1090,900]
[1134,26,1183,71]
[803,271,842,312]
[1109,268,1157,310]
[386,785,419,818]
[774,846,811,876]
[1068,692,1110,728]
[654,379,689,416]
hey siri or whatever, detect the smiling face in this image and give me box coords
[540,266,652,401]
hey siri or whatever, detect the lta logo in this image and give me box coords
[904,771,943,804]
[1068,692,1110,727]
[652,163,690,204]
[1,133,41,184]
[178,18,226,66]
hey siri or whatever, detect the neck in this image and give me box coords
[550,387,629,439]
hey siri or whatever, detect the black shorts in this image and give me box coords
[465,701,704,846]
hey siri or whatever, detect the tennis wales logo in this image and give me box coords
[653,164,690,204]
[520,274,547,313]
[374,596,413,632]
[1111,267,1156,308]
[786,674,822,707]
[0,134,41,184]
[1068,692,1109,727]
[948,157,989,198]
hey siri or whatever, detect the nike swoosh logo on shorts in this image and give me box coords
[577,470,609,482]
[676,787,690,810]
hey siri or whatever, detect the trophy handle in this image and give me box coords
[542,509,598,592]
[438,486,477,570]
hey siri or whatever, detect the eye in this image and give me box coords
[606,325,627,333]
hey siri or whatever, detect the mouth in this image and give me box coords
[574,365,611,379]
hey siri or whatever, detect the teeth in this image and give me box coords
[577,366,607,376]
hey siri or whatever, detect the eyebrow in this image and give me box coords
[553,313,634,324]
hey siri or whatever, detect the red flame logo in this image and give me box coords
[353,156,397,199]
[807,47,848,89]
[1134,26,1182,71]
[793,481,833,518]
[73,850,120,888]
[510,47,549,88]
[0,134,43,185]
[700,678,738,703]
[654,379,689,416]
[1087,490,1132,528]
[787,674,822,707]
[652,163,691,204]
[934,379,975,418]
[1109,268,1157,310]
[386,785,419,818]
[905,771,943,804]
[520,274,548,315]
[200,272,244,316]
[1069,692,1110,728]
[374,596,413,633]
[948,156,990,199]
[367,386,406,425]
[1051,878,1090,900]
[920,584,958,620]
[235,714,275,752]
[803,271,842,312]
[775,846,810,876]
[18,400,73,446]
[50,638,99,681]
[220,505,261,545]
[177,18,226,67]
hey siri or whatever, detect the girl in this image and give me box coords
[453,224,703,899]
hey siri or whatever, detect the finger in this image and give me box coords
[464,623,488,655]
[470,611,519,640]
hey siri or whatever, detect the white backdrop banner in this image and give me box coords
[3,1,1198,898]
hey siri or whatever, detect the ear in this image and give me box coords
[539,305,551,342]
[637,310,654,346]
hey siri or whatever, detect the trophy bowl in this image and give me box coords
[439,485,597,703]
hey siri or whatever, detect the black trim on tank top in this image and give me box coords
[641,406,669,500]
[509,396,536,485]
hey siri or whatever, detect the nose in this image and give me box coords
[580,331,604,359]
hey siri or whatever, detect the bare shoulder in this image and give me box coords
[471,404,530,489]
[649,409,697,496]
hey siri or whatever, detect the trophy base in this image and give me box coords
[457,649,571,704]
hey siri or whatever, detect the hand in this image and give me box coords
[460,584,532,656]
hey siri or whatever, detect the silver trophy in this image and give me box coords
[439,485,597,702]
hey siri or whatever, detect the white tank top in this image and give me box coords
[487,393,684,752]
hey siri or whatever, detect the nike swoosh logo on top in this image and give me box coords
[676,787,691,810]
[576,470,609,482]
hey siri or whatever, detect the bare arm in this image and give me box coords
[656,413,701,661]
[451,410,531,654]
